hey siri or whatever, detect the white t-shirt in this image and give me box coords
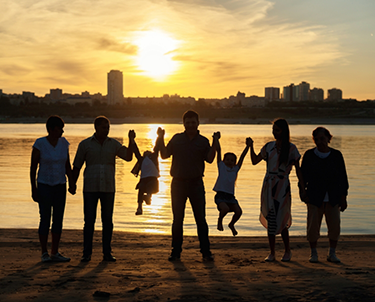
[33,137,69,186]
[140,156,159,179]
[213,161,239,195]
[314,147,331,202]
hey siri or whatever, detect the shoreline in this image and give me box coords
[1,228,375,301]
[1,116,375,125]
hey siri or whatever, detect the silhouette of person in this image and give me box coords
[300,127,348,263]
[131,132,160,215]
[70,116,134,262]
[157,110,218,261]
[30,115,72,263]
[213,133,250,236]
[249,118,304,262]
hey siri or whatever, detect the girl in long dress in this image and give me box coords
[249,118,305,262]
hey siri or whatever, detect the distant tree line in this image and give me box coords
[1,95,374,121]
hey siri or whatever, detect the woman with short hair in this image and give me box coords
[300,127,349,263]
[30,115,72,262]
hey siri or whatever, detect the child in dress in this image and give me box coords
[212,132,250,236]
[131,137,160,215]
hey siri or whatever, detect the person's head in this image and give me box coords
[94,116,110,139]
[46,115,64,137]
[272,118,290,166]
[312,127,332,152]
[223,152,237,168]
[182,110,199,136]
[272,118,290,142]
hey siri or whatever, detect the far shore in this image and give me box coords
[1,116,375,125]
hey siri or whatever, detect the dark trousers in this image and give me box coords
[37,183,66,235]
[83,192,115,256]
[171,178,210,255]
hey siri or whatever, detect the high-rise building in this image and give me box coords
[107,70,123,105]
[50,88,63,101]
[309,88,324,101]
[265,87,280,101]
[327,88,343,101]
[283,84,299,102]
[298,81,310,101]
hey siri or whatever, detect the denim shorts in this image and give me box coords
[214,191,238,210]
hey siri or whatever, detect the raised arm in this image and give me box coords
[206,132,220,164]
[236,138,250,170]
[248,137,262,165]
[214,132,221,166]
[30,147,40,202]
[117,130,135,162]
[133,140,142,161]
[156,127,168,159]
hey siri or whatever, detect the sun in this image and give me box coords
[133,29,180,80]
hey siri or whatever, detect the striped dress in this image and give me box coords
[259,141,301,235]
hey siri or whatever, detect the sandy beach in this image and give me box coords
[0,229,374,301]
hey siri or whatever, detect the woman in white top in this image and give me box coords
[30,115,72,263]
[212,132,250,236]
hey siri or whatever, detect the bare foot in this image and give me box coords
[228,223,238,236]
[281,250,292,262]
[265,253,275,262]
[135,207,143,215]
[217,218,224,231]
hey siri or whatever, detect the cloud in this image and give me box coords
[0,0,369,98]
[96,37,137,54]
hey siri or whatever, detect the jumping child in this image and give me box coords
[131,136,160,215]
[212,133,250,236]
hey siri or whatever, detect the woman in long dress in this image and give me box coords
[249,118,305,262]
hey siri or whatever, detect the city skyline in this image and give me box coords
[1,1,375,100]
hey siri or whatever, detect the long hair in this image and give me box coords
[273,118,290,166]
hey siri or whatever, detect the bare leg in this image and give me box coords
[144,193,152,205]
[281,227,292,261]
[136,190,143,215]
[265,234,276,261]
[228,204,242,236]
[217,203,229,231]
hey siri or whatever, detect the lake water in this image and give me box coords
[0,123,374,237]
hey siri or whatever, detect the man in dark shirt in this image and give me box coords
[157,110,218,261]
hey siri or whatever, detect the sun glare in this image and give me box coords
[133,30,180,80]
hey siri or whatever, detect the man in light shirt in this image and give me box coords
[70,116,134,262]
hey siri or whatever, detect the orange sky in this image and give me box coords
[1,0,375,100]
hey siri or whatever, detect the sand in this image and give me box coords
[0,229,374,301]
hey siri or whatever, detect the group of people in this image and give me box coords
[30,110,349,264]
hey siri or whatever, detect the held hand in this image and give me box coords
[68,183,76,195]
[128,130,136,140]
[157,127,165,137]
[246,137,254,147]
[213,131,221,140]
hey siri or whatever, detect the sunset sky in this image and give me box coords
[1,0,374,100]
